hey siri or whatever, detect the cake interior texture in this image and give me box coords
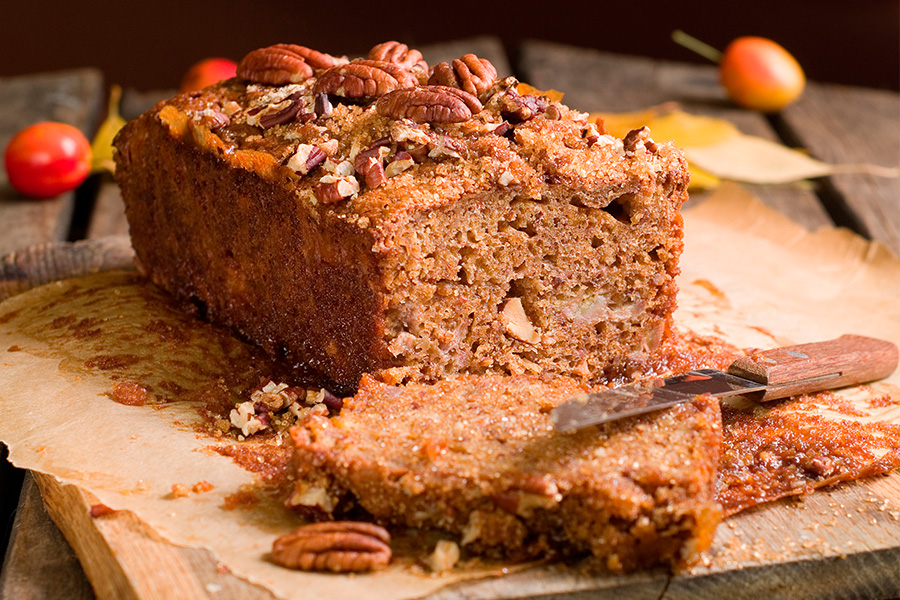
[287,374,723,572]
[114,42,689,393]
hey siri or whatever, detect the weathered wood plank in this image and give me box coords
[516,40,833,232]
[32,472,277,600]
[0,473,95,600]
[780,82,900,255]
[0,69,104,255]
[87,180,129,239]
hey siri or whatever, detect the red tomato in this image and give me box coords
[180,57,237,93]
[4,122,92,199]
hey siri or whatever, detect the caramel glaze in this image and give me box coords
[719,389,900,515]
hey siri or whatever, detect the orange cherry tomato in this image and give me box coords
[719,37,806,112]
[4,122,92,199]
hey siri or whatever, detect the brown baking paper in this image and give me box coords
[1,183,900,599]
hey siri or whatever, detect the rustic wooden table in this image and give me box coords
[1,37,898,599]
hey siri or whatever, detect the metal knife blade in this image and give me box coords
[550,335,899,433]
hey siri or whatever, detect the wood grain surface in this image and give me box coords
[1,37,899,600]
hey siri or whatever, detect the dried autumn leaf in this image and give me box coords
[590,103,676,139]
[687,165,721,190]
[516,82,564,103]
[684,136,900,185]
[592,106,739,190]
[91,85,126,174]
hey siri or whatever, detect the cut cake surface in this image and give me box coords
[287,374,723,572]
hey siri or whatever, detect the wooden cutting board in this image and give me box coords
[25,463,900,599]
[1,238,898,600]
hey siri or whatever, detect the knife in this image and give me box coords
[551,334,899,432]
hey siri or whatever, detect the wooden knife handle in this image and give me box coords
[727,334,899,402]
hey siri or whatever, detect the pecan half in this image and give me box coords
[270,43,341,70]
[368,41,427,72]
[428,54,498,99]
[376,86,482,124]
[313,60,418,99]
[271,521,391,572]
[237,45,314,85]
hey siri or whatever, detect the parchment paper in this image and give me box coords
[1,183,899,599]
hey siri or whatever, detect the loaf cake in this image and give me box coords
[114,41,690,393]
[286,374,723,571]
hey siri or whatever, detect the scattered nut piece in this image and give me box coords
[315,175,360,204]
[498,89,548,123]
[258,93,304,129]
[385,152,415,177]
[424,540,460,573]
[500,297,540,344]
[623,126,658,154]
[355,156,387,189]
[286,144,327,175]
[498,169,518,186]
[271,521,391,572]
[314,92,332,117]
[230,401,268,437]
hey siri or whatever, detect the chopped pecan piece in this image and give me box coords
[258,92,304,129]
[313,60,418,99]
[196,108,230,130]
[498,89,548,123]
[271,521,391,572]
[428,54,498,99]
[237,45,314,85]
[315,175,359,204]
[314,92,332,117]
[285,144,327,175]
[376,86,482,124]
[355,156,387,189]
[385,151,415,177]
[623,126,658,154]
[353,142,390,189]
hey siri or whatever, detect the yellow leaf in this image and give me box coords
[591,104,675,138]
[688,165,721,191]
[91,85,126,175]
[684,136,900,185]
[516,82,564,103]
[644,112,739,147]
[595,106,740,148]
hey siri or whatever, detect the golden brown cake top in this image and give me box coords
[141,41,687,227]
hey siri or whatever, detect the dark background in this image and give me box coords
[1,1,898,92]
